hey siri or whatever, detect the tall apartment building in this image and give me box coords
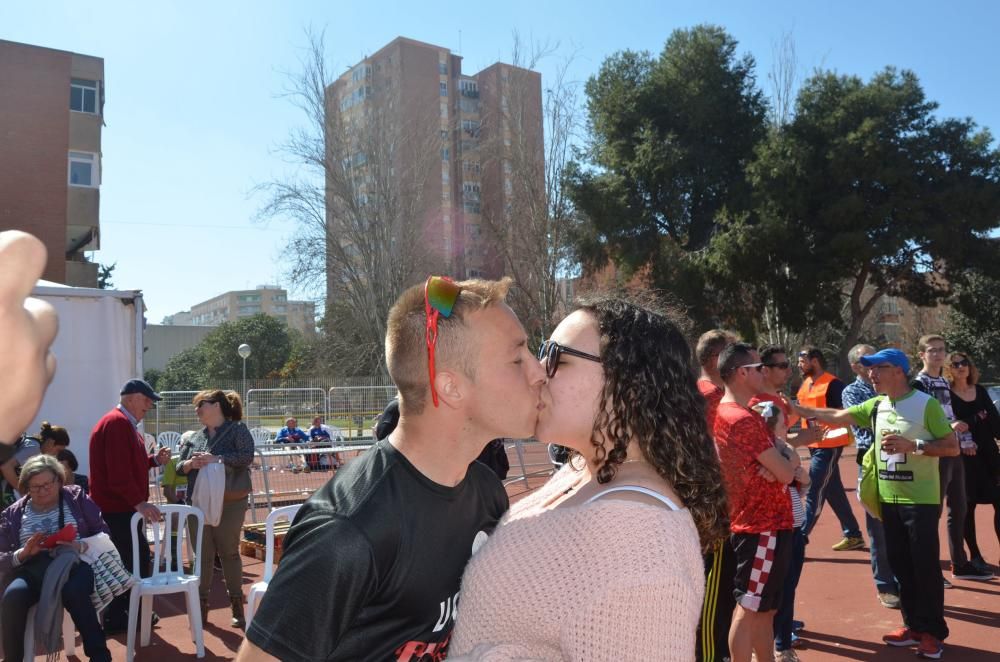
[0,40,104,287]
[165,286,317,335]
[325,37,544,293]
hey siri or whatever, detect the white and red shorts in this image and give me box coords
[731,529,793,612]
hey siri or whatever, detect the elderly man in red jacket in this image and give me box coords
[90,378,171,633]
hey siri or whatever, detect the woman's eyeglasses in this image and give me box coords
[537,340,602,379]
[951,359,970,369]
[424,276,462,407]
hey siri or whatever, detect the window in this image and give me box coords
[464,201,481,214]
[459,80,479,98]
[461,119,480,137]
[468,268,484,278]
[438,62,448,75]
[351,65,372,82]
[441,147,449,161]
[273,305,287,313]
[68,151,98,187]
[440,82,448,97]
[272,294,287,303]
[440,130,449,140]
[459,98,479,114]
[440,102,448,118]
[70,79,98,114]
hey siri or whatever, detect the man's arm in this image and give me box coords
[881,431,958,457]
[757,446,797,485]
[790,402,857,428]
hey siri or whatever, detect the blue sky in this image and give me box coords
[3,0,997,323]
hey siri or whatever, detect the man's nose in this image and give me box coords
[527,356,547,385]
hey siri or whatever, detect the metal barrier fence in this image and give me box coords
[247,442,372,522]
[148,437,555,525]
[245,388,329,431]
[328,386,397,438]
[503,440,556,489]
[149,390,201,438]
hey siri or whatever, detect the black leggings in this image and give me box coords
[964,501,1000,561]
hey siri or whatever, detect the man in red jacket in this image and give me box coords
[90,378,171,633]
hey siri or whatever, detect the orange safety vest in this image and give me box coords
[796,372,854,448]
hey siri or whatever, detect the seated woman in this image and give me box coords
[0,454,112,662]
[450,295,729,661]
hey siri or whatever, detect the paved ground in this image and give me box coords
[98,445,997,660]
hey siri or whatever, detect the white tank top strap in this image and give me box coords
[584,485,681,511]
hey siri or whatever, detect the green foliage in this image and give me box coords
[711,66,1000,343]
[143,368,163,391]
[946,271,1000,381]
[568,25,767,326]
[157,314,300,391]
[97,263,116,289]
[199,314,295,381]
[158,346,207,392]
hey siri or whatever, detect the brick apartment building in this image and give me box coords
[0,39,104,287]
[325,37,544,295]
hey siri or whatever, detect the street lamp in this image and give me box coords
[238,343,252,401]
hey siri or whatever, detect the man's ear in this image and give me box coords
[433,369,465,409]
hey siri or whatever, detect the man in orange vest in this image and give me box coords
[795,346,864,551]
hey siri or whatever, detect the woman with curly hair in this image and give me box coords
[449,295,729,661]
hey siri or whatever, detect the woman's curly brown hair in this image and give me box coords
[577,294,730,550]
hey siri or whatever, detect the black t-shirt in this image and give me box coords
[246,439,509,661]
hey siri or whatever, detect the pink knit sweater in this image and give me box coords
[449,466,705,661]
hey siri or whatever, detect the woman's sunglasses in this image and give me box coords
[424,276,462,407]
[537,340,601,379]
[951,359,970,369]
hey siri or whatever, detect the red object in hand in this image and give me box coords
[41,523,77,549]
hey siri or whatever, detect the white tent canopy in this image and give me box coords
[29,280,145,475]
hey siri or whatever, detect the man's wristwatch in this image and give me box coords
[914,440,926,455]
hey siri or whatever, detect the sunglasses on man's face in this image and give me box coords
[537,340,602,379]
[424,276,462,407]
[951,359,970,369]
[764,361,791,370]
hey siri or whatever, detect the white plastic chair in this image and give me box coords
[126,505,205,661]
[156,431,183,452]
[245,504,301,628]
[249,427,273,446]
[23,605,76,658]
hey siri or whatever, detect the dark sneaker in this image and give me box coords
[916,633,943,659]
[831,536,865,551]
[883,627,920,647]
[969,556,991,574]
[952,562,994,581]
[792,619,805,632]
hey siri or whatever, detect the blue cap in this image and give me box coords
[120,379,162,401]
[859,348,910,374]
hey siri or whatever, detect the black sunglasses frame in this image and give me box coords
[763,361,791,370]
[538,340,602,378]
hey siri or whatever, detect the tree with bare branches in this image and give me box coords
[476,35,580,339]
[255,30,444,375]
